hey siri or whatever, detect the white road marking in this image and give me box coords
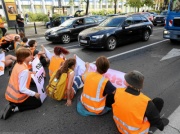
[160,48,180,61]
[92,39,169,63]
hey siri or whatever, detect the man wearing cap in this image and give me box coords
[112,70,168,134]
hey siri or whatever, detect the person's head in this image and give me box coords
[22,37,28,43]
[16,48,33,64]
[28,40,37,47]
[54,46,69,56]
[96,56,109,74]
[14,36,20,41]
[56,58,76,79]
[0,14,2,18]
[19,32,25,39]
[124,70,144,91]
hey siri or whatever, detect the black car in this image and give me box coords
[153,11,168,26]
[89,15,107,23]
[46,16,73,28]
[79,14,153,50]
[45,16,99,43]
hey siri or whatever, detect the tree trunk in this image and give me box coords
[86,0,89,15]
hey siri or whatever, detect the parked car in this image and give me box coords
[149,11,158,18]
[134,12,154,22]
[106,14,119,17]
[78,14,153,51]
[153,11,168,26]
[45,16,99,44]
[46,16,73,28]
[89,15,107,23]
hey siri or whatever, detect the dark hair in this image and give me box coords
[16,48,32,64]
[54,46,69,56]
[28,40,36,47]
[96,56,109,74]
[55,58,76,79]
[14,36,20,41]
[22,37,28,43]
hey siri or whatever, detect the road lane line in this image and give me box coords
[92,39,169,63]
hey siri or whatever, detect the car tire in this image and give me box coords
[61,34,71,44]
[106,36,117,51]
[153,24,157,26]
[142,30,150,41]
[170,39,177,43]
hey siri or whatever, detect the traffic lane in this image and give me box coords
[108,40,180,119]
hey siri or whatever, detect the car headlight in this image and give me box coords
[51,31,57,35]
[92,35,104,39]
[164,30,170,34]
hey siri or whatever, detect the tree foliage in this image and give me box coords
[125,0,154,8]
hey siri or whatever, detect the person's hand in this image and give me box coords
[34,93,40,99]
[65,99,72,106]
[85,62,89,69]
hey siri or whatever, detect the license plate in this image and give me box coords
[45,36,49,39]
[80,40,87,43]
[156,21,161,22]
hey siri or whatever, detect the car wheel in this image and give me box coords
[153,24,157,26]
[61,34,70,44]
[48,25,51,29]
[142,30,150,41]
[170,39,177,43]
[106,36,117,51]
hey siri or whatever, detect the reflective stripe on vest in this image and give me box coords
[81,77,106,111]
[8,83,21,94]
[6,90,28,101]
[114,115,149,134]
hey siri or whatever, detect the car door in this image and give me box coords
[70,18,86,39]
[132,16,144,39]
[84,17,98,28]
[121,17,136,42]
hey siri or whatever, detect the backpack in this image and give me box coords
[46,70,68,101]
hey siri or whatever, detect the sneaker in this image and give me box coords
[162,118,169,126]
[2,103,14,120]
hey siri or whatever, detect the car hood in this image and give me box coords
[80,26,117,35]
[45,26,66,33]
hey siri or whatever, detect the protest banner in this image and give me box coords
[31,56,46,102]
[0,52,5,76]
[75,55,126,88]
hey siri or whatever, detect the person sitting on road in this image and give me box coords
[42,46,69,77]
[28,40,49,67]
[112,70,169,133]
[0,48,17,68]
[14,36,21,52]
[77,56,116,116]
[1,48,41,120]
[20,37,29,48]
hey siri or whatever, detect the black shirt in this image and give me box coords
[125,87,164,131]
[16,16,24,27]
[103,80,116,96]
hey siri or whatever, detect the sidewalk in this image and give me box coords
[154,105,180,134]
[4,22,47,38]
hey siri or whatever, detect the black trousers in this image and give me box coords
[10,96,42,112]
[1,28,7,36]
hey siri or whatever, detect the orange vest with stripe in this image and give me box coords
[81,72,108,114]
[5,63,31,103]
[49,56,64,77]
[112,88,150,134]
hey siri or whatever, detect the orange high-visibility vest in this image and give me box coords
[112,88,151,134]
[81,72,108,114]
[4,34,19,42]
[5,63,31,103]
[48,56,64,77]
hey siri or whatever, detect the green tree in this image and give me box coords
[125,0,144,12]
[143,0,154,7]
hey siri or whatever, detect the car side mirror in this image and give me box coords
[122,23,130,29]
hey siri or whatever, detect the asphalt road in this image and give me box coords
[0,26,180,134]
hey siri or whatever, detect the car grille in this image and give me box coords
[79,36,90,40]
[174,18,180,27]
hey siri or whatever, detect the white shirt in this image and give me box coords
[18,65,36,96]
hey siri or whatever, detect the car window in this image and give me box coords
[99,17,124,27]
[160,11,167,15]
[141,16,148,22]
[125,17,133,25]
[85,18,95,24]
[133,16,142,24]
[60,19,74,27]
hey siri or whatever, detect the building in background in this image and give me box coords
[0,0,152,17]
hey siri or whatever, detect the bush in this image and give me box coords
[91,9,114,16]
[28,13,49,23]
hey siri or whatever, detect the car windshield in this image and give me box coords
[170,0,180,11]
[99,17,124,27]
[160,11,167,15]
[142,13,150,17]
[60,19,74,27]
